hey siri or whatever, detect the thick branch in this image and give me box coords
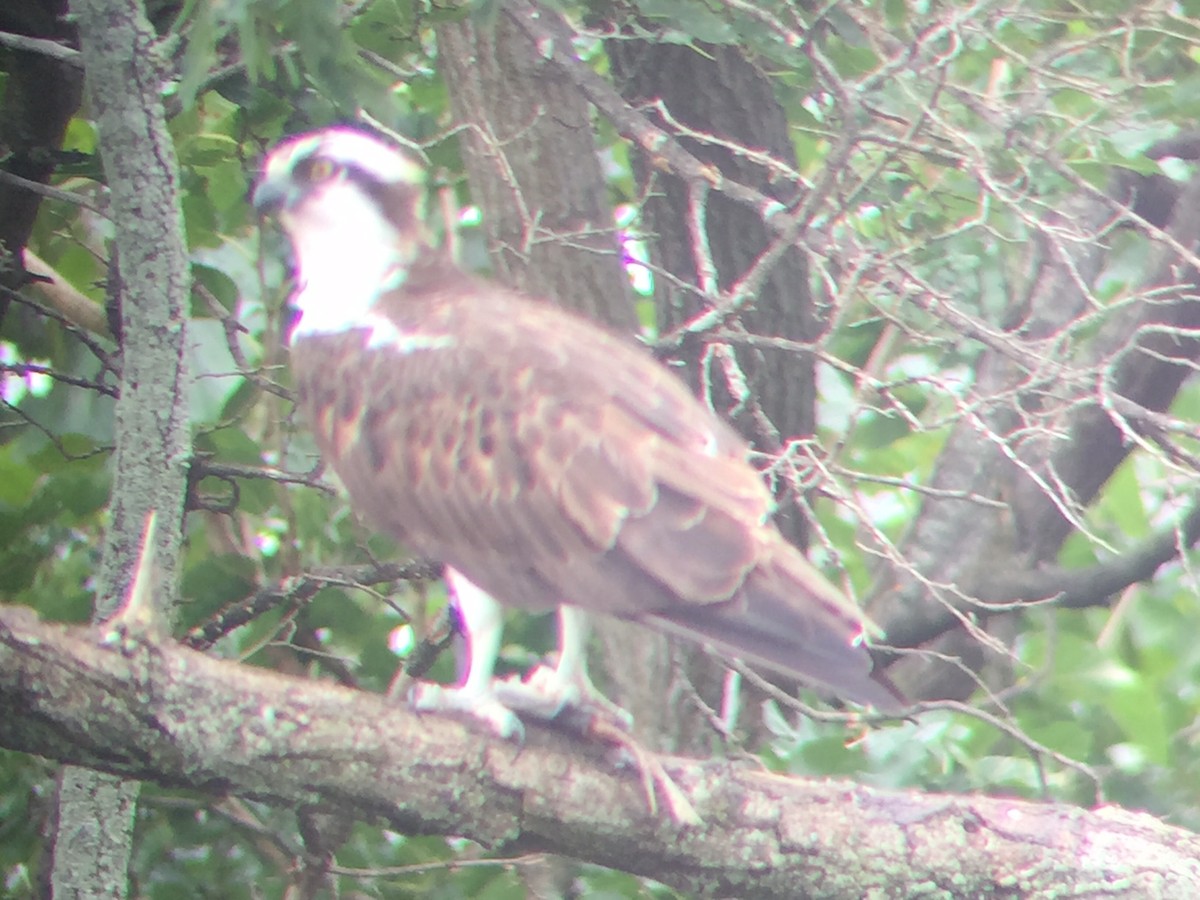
[1011,175,1200,552]
[59,0,193,892]
[0,29,81,64]
[21,248,112,338]
[885,501,1200,650]
[2,603,1198,897]
[878,172,1200,694]
[74,0,192,614]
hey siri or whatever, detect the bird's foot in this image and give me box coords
[407,663,633,744]
[408,682,525,742]
[493,663,634,734]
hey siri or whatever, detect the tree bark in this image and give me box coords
[3,603,1198,899]
[0,0,83,332]
[436,12,637,331]
[54,0,192,895]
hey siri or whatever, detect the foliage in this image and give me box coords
[3,0,1200,895]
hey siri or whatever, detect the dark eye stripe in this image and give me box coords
[298,156,337,182]
[345,166,418,230]
[290,154,418,231]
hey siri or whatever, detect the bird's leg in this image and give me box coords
[494,607,632,731]
[408,568,524,740]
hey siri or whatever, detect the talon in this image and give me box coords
[409,682,525,742]
[493,661,633,732]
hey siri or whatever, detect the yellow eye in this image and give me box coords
[305,158,337,182]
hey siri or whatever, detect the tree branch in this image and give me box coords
[182,560,441,651]
[57,0,194,890]
[2,602,1199,897]
[0,30,81,65]
[885,500,1200,650]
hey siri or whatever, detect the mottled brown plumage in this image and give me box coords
[256,127,903,729]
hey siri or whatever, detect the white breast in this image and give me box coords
[284,178,407,343]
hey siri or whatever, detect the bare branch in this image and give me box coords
[183,561,440,651]
[3,603,1198,897]
[0,30,81,66]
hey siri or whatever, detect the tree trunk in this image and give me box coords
[606,38,823,743]
[0,0,83,332]
[608,39,818,551]
[51,1,192,896]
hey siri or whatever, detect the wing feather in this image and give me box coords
[616,486,755,600]
[292,279,897,706]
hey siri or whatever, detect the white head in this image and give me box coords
[254,128,427,340]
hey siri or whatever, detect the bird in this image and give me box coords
[253,126,903,738]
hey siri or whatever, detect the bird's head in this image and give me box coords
[253,127,425,220]
[254,128,429,339]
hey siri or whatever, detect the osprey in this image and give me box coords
[254,127,902,736]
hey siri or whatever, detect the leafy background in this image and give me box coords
[4,0,1200,895]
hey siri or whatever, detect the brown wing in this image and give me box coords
[293,274,900,708]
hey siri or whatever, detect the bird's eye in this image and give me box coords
[304,158,338,183]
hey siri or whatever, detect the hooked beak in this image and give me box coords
[251,175,291,217]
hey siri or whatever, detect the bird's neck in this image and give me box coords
[285,186,419,343]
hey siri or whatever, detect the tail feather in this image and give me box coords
[647,546,906,711]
